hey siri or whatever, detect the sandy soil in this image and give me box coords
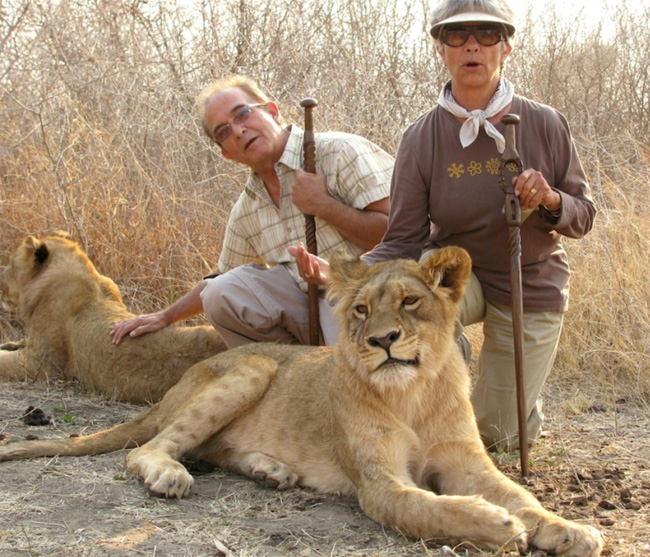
[0,378,648,557]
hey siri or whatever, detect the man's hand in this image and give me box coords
[288,243,331,286]
[291,169,331,216]
[110,312,170,345]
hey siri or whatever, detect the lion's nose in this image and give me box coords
[368,330,401,351]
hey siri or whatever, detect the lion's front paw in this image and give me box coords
[468,498,528,551]
[126,447,194,499]
[520,508,603,556]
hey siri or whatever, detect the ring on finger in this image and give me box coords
[531,187,538,195]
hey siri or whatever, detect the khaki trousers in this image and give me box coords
[422,251,564,450]
[200,263,339,348]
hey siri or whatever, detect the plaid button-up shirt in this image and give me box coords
[217,125,393,290]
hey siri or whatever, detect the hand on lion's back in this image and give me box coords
[0,234,226,403]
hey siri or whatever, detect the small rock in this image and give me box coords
[22,406,52,426]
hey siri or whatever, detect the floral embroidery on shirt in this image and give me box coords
[448,163,465,178]
[468,161,482,176]
[506,161,520,173]
[486,157,501,175]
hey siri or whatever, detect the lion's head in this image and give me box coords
[327,247,471,392]
[1,236,50,311]
[1,234,122,317]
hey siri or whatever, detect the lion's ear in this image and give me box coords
[23,236,50,267]
[329,251,369,281]
[422,247,472,303]
[327,251,369,299]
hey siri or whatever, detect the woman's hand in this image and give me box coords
[288,243,331,286]
[514,169,561,212]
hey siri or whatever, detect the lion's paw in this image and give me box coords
[246,453,298,490]
[520,508,603,556]
[126,448,194,499]
[145,463,194,499]
[252,467,298,489]
[0,340,25,351]
[467,498,528,551]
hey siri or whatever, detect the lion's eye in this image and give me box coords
[402,296,419,308]
[354,304,368,316]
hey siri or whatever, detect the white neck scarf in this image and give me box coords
[437,77,515,153]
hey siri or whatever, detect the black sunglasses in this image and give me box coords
[440,25,505,47]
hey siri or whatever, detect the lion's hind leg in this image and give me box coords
[126,354,278,499]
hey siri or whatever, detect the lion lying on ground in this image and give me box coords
[0,248,602,554]
[0,234,226,403]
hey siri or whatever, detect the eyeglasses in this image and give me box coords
[213,103,267,144]
[440,25,504,47]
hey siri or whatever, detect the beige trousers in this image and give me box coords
[422,251,564,450]
[200,263,339,348]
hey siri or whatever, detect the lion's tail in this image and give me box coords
[0,404,160,462]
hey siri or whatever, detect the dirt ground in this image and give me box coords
[0,378,648,557]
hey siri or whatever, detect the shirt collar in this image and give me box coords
[277,124,304,170]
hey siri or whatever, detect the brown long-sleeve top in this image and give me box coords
[364,95,595,312]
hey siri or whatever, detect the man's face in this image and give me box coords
[204,87,284,171]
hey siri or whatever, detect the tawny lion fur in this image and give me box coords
[0,247,602,554]
[0,234,226,403]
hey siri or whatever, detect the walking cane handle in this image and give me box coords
[300,98,318,175]
[500,113,522,169]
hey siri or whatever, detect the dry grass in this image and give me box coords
[553,139,650,408]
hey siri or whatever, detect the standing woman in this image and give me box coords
[291,0,595,451]
[363,0,595,449]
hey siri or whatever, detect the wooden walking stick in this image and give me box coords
[499,113,529,477]
[300,97,321,346]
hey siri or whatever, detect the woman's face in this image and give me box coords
[437,24,512,96]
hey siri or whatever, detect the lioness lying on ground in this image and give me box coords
[0,248,602,554]
[0,234,226,403]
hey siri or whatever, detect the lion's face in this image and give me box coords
[328,247,472,392]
